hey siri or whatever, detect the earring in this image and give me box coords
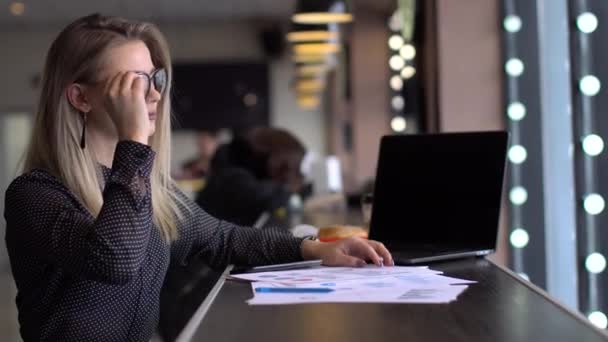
[80,112,87,149]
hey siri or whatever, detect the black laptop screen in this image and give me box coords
[369,131,508,250]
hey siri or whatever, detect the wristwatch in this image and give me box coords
[302,235,318,242]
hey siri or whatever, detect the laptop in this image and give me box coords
[368,131,509,265]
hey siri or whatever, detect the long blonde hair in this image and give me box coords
[24,14,182,242]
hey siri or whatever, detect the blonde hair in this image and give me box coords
[24,14,183,242]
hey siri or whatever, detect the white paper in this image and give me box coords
[391,274,477,286]
[231,265,441,285]
[238,265,475,305]
[288,274,475,290]
[247,281,469,305]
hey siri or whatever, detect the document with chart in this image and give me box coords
[231,265,476,305]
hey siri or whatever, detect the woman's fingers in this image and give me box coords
[368,240,394,266]
[119,71,138,95]
[350,239,383,266]
[106,71,124,97]
[308,238,394,268]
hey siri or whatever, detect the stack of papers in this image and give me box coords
[230,265,476,305]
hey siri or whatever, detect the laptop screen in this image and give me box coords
[369,131,508,250]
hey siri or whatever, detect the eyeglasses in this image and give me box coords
[134,68,167,97]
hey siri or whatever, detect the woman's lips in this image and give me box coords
[148,112,157,120]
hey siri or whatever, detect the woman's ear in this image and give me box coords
[66,84,91,113]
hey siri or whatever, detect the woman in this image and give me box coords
[3,14,393,342]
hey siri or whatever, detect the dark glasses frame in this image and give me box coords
[134,68,167,97]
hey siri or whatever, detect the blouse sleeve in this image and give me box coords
[4,141,156,285]
[170,186,304,269]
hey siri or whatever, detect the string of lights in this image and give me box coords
[503,0,608,329]
[387,13,409,133]
[501,0,548,289]
[569,0,608,330]
[502,0,530,281]
[387,4,419,134]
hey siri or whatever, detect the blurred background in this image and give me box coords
[1,0,608,339]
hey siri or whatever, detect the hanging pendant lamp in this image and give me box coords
[297,64,330,77]
[295,78,326,92]
[292,0,353,25]
[287,23,340,43]
[293,42,341,55]
[297,94,321,110]
[293,53,331,64]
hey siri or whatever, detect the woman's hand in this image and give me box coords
[103,71,151,145]
[301,237,394,267]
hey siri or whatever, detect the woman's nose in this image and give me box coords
[147,85,161,103]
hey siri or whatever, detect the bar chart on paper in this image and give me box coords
[230,265,476,305]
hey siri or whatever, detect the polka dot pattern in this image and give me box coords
[4,141,304,341]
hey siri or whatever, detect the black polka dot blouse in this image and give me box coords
[4,141,304,341]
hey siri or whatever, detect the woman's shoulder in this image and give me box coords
[5,168,70,202]
[9,168,63,187]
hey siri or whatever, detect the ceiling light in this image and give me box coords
[294,43,341,55]
[389,55,405,71]
[400,44,416,60]
[588,312,608,329]
[391,117,407,132]
[388,35,404,50]
[507,102,526,121]
[287,23,340,43]
[577,12,599,34]
[9,1,25,16]
[509,186,528,205]
[401,66,416,79]
[297,95,321,109]
[296,79,325,92]
[580,75,601,96]
[293,0,353,24]
[390,75,403,91]
[510,228,529,248]
[293,54,329,64]
[288,30,339,43]
[505,58,524,77]
[508,145,528,164]
[391,96,405,111]
[582,134,604,156]
[584,194,605,215]
[297,64,329,77]
[586,253,607,274]
[503,15,522,33]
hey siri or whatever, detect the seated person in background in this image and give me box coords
[161,127,306,339]
[196,127,306,228]
[179,128,221,179]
